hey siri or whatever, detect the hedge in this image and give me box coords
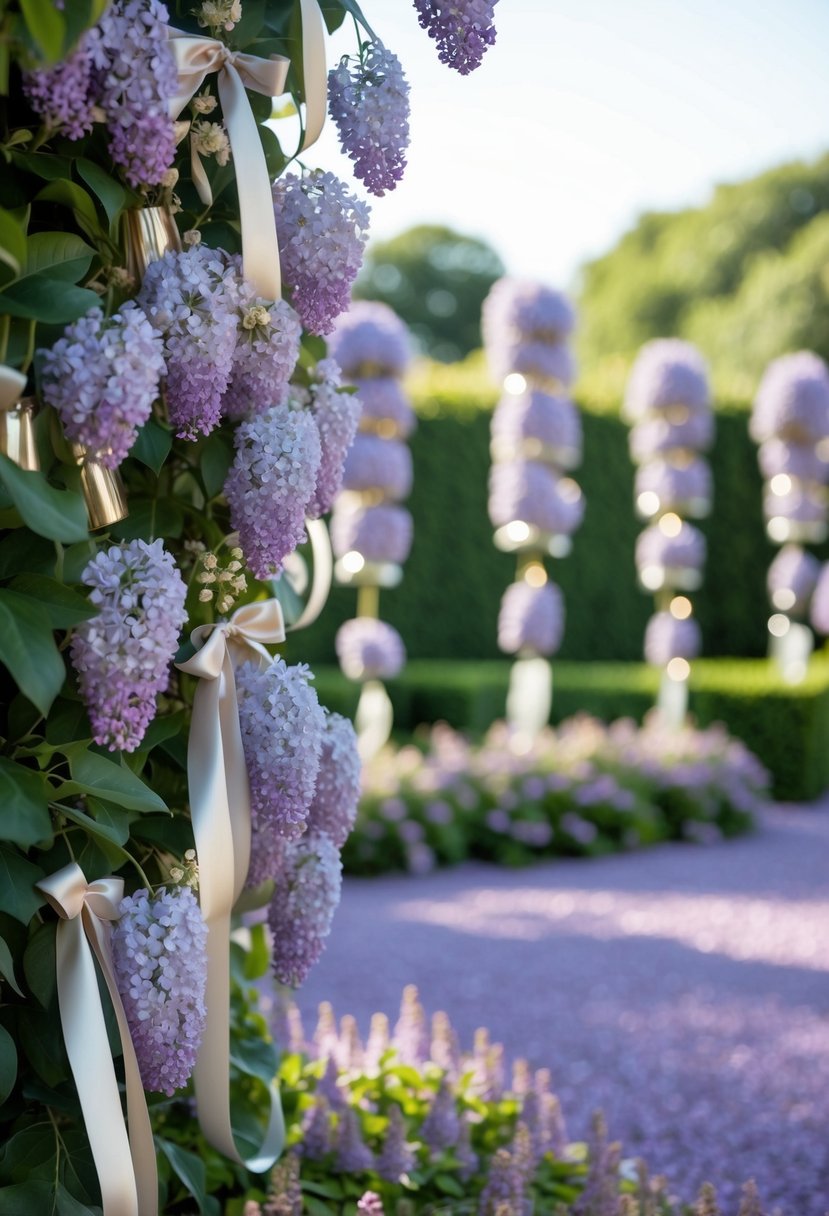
[306,655,829,801]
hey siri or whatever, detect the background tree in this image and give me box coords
[354,223,505,362]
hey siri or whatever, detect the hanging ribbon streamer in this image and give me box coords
[176,600,286,1170]
[167,0,327,301]
[36,864,157,1216]
[0,365,26,411]
[285,516,334,633]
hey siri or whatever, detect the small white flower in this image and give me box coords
[192,120,231,167]
[192,92,218,115]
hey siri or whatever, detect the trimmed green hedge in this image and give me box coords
[290,401,822,667]
[308,656,829,801]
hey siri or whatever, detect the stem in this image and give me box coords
[53,541,64,583]
[0,314,9,364]
[20,318,36,374]
[357,583,380,619]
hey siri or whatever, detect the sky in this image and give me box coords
[279,0,829,291]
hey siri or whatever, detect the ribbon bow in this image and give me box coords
[167,0,327,303]
[36,864,157,1216]
[176,600,286,1169]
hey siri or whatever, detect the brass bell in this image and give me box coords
[123,205,182,283]
[71,444,129,531]
[0,396,40,471]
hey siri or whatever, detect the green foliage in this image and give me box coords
[355,224,505,362]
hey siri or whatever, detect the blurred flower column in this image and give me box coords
[329,301,415,759]
[624,340,714,727]
[749,352,829,681]
[481,279,584,736]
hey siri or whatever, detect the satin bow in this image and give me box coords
[176,600,286,1169]
[36,864,157,1216]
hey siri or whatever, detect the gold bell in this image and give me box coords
[0,396,40,471]
[123,205,182,283]
[72,444,129,531]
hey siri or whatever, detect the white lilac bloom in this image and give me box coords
[138,246,239,439]
[329,300,412,379]
[111,885,207,1095]
[305,712,362,848]
[328,42,411,197]
[306,358,362,518]
[644,611,702,666]
[71,539,187,752]
[336,618,406,682]
[236,658,326,883]
[273,170,371,335]
[330,502,414,564]
[751,351,829,445]
[268,832,343,987]
[341,434,413,501]
[623,339,711,423]
[224,403,322,579]
[497,580,565,657]
[40,304,165,467]
[767,545,820,617]
[414,0,499,75]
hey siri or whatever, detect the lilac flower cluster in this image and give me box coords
[634,456,713,518]
[236,657,326,883]
[635,519,706,591]
[96,0,178,189]
[111,885,207,1095]
[138,247,240,439]
[268,832,343,987]
[488,462,584,536]
[221,253,303,419]
[306,359,362,518]
[71,539,187,751]
[306,711,362,847]
[497,580,564,657]
[482,279,576,386]
[350,378,417,438]
[328,42,411,196]
[273,170,371,335]
[624,339,711,422]
[491,389,582,469]
[329,301,412,379]
[643,611,702,666]
[224,403,322,579]
[331,501,413,565]
[767,544,820,617]
[809,561,829,634]
[341,434,413,500]
[22,28,100,139]
[414,0,499,74]
[336,618,406,681]
[40,304,165,467]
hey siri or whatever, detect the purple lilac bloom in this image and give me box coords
[635,521,707,577]
[497,580,565,656]
[71,539,187,752]
[767,544,820,616]
[376,1106,415,1181]
[138,247,239,439]
[329,301,412,379]
[331,501,414,564]
[624,339,710,422]
[341,434,413,500]
[221,255,302,418]
[96,0,178,189]
[236,658,326,880]
[809,561,829,634]
[334,1107,374,1173]
[328,42,410,196]
[757,437,828,485]
[111,885,207,1095]
[751,351,829,445]
[629,407,715,462]
[635,457,712,517]
[420,1081,461,1153]
[273,170,371,335]
[489,461,584,535]
[268,832,343,987]
[23,28,100,138]
[644,611,702,665]
[224,403,322,579]
[305,711,362,848]
[456,1116,480,1182]
[301,1095,333,1159]
[393,984,430,1065]
[431,1009,461,1077]
[337,1013,363,1071]
[306,358,362,518]
[482,278,575,383]
[351,378,417,438]
[763,481,826,527]
[496,339,576,390]
[336,617,406,681]
[414,0,498,73]
[318,1054,346,1109]
[40,304,164,467]
[478,1146,526,1216]
[491,389,582,469]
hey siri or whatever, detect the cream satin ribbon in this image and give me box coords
[167,0,327,301]
[286,516,334,633]
[176,600,286,1170]
[0,366,26,412]
[36,864,157,1216]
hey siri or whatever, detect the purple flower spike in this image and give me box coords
[329,301,413,380]
[306,359,362,518]
[498,580,565,657]
[306,711,362,847]
[330,502,414,564]
[336,618,406,681]
[624,338,711,422]
[222,283,302,419]
[111,885,207,1095]
[329,42,410,196]
[644,611,702,666]
[414,0,499,74]
[23,28,100,139]
[268,833,343,987]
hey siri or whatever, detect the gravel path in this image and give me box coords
[296,804,829,1214]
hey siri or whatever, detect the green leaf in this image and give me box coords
[60,802,133,850]
[35,180,102,241]
[0,845,45,924]
[24,231,95,284]
[0,590,65,717]
[9,575,95,628]
[0,1123,56,1182]
[76,159,129,226]
[110,497,183,542]
[19,0,65,61]
[0,1182,56,1213]
[0,1025,17,1106]
[23,921,56,1007]
[435,1173,465,1198]
[156,1139,213,1216]
[199,432,233,498]
[131,417,172,475]
[242,921,270,981]
[0,274,100,323]
[19,1007,69,1086]
[11,151,74,182]
[56,1183,96,1216]
[61,746,167,813]
[0,936,24,997]
[0,757,53,848]
[0,209,27,280]
[0,454,88,542]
